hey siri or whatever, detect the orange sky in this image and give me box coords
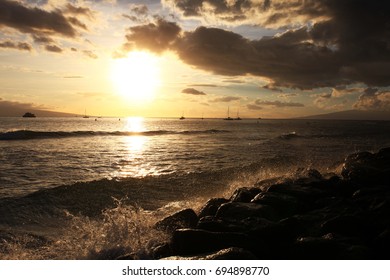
[0,0,389,118]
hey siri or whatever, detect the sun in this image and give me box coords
[111,51,160,102]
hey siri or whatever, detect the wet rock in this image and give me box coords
[216,202,279,221]
[198,198,229,218]
[291,237,347,259]
[197,216,247,232]
[161,247,257,260]
[171,229,251,256]
[373,229,390,258]
[266,184,327,205]
[293,168,324,185]
[341,150,390,184]
[251,192,302,218]
[155,209,198,233]
[152,243,172,259]
[203,247,257,260]
[229,187,262,203]
[321,215,376,239]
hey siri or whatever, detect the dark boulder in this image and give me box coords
[155,209,198,233]
[229,187,262,203]
[216,202,279,221]
[197,216,247,232]
[290,236,347,259]
[170,229,252,255]
[198,198,229,218]
[341,150,390,184]
[321,215,377,239]
[251,192,302,218]
[203,247,257,260]
[161,247,257,260]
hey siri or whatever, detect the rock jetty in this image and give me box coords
[148,147,390,260]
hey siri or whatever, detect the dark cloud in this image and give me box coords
[82,50,98,59]
[122,18,181,53]
[255,100,304,107]
[278,93,297,98]
[45,45,63,53]
[188,84,218,87]
[319,93,332,99]
[32,34,54,44]
[331,87,363,98]
[0,0,79,37]
[123,4,149,22]
[163,0,261,21]
[263,84,283,92]
[63,4,94,19]
[67,17,88,30]
[127,1,390,90]
[211,96,241,102]
[182,88,206,95]
[0,40,32,51]
[247,104,263,110]
[353,88,390,111]
[131,4,149,16]
[162,0,321,26]
[223,79,246,84]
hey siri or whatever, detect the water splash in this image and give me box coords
[0,199,169,260]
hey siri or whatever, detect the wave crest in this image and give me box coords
[0,129,230,141]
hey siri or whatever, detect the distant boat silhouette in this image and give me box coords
[22,112,36,118]
[223,106,233,120]
[180,112,185,120]
[235,109,242,120]
[83,109,89,118]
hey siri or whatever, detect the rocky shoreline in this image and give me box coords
[127,147,390,260]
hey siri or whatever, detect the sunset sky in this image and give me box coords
[0,0,389,118]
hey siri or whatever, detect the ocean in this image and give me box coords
[0,117,389,259]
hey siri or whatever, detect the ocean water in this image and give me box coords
[0,117,389,259]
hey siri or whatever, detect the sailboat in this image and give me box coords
[223,106,233,120]
[235,109,242,120]
[83,109,89,118]
[179,112,185,120]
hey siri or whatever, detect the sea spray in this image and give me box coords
[0,199,170,260]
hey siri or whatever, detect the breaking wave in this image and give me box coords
[0,129,230,141]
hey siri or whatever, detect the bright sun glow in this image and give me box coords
[111,51,160,102]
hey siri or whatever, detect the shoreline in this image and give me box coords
[140,147,390,260]
[0,147,389,259]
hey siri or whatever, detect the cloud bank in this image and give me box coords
[122,0,390,90]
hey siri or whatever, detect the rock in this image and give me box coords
[216,202,279,221]
[290,236,347,259]
[341,150,390,184]
[373,229,390,258]
[251,192,302,218]
[198,198,229,218]
[321,215,376,239]
[266,183,327,204]
[161,247,257,260]
[293,168,323,185]
[155,209,198,233]
[197,216,247,232]
[170,229,251,256]
[229,187,262,203]
[152,243,172,259]
[203,247,257,260]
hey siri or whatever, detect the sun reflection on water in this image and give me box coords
[116,117,150,177]
[125,117,145,133]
